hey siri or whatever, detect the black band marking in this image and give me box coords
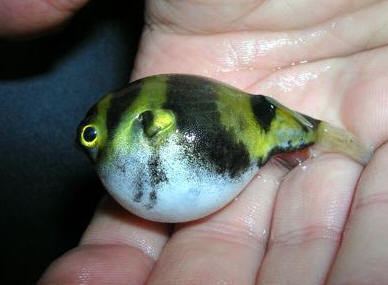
[106,79,143,137]
[250,96,276,132]
[143,152,168,209]
[148,153,168,187]
[164,75,251,179]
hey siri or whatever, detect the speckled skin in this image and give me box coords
[77,74,323,222]
[97,133,257,222]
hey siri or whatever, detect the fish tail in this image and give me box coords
[314,122,372,165]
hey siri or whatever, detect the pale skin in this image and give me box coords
[2,0,387,284]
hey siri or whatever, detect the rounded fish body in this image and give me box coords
[77,74,370,222]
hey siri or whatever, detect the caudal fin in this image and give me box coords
[314,122,372,165]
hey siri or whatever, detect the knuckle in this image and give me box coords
[269,224,342,248]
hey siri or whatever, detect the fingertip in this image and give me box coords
[39,197,171,285]
[80,196,171,260]
[38,244,153,285]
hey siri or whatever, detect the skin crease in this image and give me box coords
[4,0,388,284]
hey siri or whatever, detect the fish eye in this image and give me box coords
[81,125,98,147]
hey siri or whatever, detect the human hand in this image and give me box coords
[39,1,388,284]
[0,0,89,37]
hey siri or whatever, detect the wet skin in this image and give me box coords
[5,1,388,284]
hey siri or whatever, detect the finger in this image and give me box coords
[39,196,170,285]
[258,46,388,137]
[0,0,89,37]
[146,163,287,285]
[148,0,379,32]
[257,154,362,285]
[137,2,388,82]
[327,143,388,284]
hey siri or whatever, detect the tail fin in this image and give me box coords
[314,122,372,165]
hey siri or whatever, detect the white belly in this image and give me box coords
[97,135,257,223]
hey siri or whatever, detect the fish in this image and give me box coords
[77,74,371,223]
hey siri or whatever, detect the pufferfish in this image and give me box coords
[77,74,371,223]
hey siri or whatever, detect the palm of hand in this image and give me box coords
[40,1,388,284]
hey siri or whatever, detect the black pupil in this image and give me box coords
[83,126,97,142]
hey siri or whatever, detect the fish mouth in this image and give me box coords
[74,139,98,163]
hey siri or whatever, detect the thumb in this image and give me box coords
[0,0,89,38]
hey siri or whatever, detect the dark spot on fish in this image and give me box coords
[148,153,168,187]
[150,191,157,201]
[145,191,157,210]
[116,162,126,174]
[133,189,144,203]
[132,169,145,203]
[250,96,276,132]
